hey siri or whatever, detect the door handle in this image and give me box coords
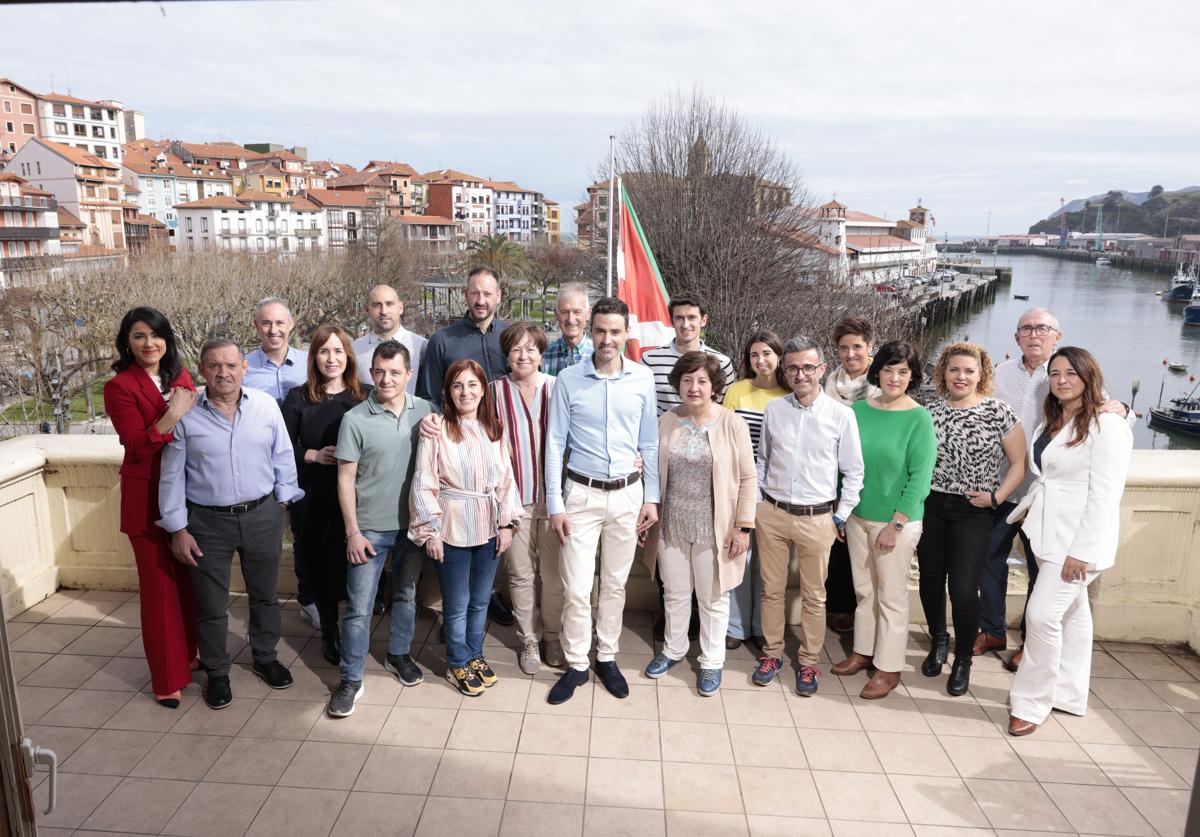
[20,737,57,815]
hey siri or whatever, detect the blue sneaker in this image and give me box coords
[698,668,722,696]
[644,653,680,679]
[795,665,820,697]
[752,655,782,687]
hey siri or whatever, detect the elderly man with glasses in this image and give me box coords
[752,336,864,696]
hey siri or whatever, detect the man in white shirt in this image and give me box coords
[754,336,864,696]
[640,295,735,416]
[977,308,1132,669]
[353,284,427,393]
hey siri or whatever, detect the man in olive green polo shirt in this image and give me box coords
[327,340,433,718]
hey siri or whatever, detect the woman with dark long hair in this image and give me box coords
[409,359,522,696]
[103,306,198,708]
[281,325,368,665]
[1007,347,1132,736]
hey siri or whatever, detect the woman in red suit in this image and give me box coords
[103,306,199,708]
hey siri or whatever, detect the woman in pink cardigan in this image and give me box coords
[641,351,757,695]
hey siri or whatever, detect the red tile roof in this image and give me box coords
[237,189,292,203]
[175,196,246,210]
[486,180,533,194]
[820,199,847,210]
[0,78,39,100]
[844,234,921,251]
[290,196,319,212]
[365,160,418,177]
[40,91,106,107]
[328,171,389,189]
[304,189,377,208]
[845,210,889,224]
[56,207,85,227]
[422,168,485,185]
[37,139,118,170]
[399,215,456,226]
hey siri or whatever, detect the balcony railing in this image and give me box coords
[295,228,321,238]
[0,255,61,272]
[0,227,58,241]
[0,196,56,212]
[218,229,248,237]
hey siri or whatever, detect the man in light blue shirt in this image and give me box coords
[158,338,303,710]
[243,297,308,403]
[544,297,659,705]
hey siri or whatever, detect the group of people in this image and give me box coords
[103,269,1133,737]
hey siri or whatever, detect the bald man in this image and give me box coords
[353,285,427,393]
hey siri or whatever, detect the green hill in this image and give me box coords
[1028,187,1200,237]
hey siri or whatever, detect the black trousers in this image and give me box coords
[825,537,857,614]
[916,491,995,659]
[188,499,284,678]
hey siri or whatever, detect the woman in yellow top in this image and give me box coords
[722,329,789,651]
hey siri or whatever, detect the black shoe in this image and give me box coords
[922,632,950,677]
[688,610,700,641]
[326,680,363,718]
[725,636,743,650]
[488,592,514,627]
[203,675,232,710]
[595,660,629,699]
[947,656,971,696]
[384,653,424,686]
[547,668,589,705]
[373,598,386,616]
[652,613,665,642]
[749,634,766,651]
[321,631,341,667]
[252,660,294,690]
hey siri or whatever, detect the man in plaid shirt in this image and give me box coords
[540,282,593,376]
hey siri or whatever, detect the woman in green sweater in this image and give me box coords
[831,341,937,700]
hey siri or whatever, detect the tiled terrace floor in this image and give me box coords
[7,587,1196,837]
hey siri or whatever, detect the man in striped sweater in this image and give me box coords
[640,295,735,417]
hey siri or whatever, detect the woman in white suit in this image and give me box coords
[1006,347,1132,736]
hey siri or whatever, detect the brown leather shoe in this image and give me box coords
[1004,646,1024,672]
[827,612,854,634]
[831,652,873,676]
[972,632,1007,656]
[860,670,900,700]
[1008,716,1038,736]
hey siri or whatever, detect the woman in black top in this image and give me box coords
[282,324,369,664]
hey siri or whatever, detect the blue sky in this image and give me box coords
[6,0,1199,236]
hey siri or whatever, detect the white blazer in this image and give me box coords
[1006,412,1132,570]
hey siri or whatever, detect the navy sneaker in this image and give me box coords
[548,668,589,705]
[594,660,629,698]
[795,665,820,697]
[698,668,722,696]
[644,653,680,679]
[752,655,783,687]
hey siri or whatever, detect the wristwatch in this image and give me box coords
[890,520,904,531]
[739,527,753,534]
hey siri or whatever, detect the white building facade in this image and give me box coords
[174,190,325,254]
[813,200,938,284]
[37,94,126,162]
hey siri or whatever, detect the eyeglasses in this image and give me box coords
[1016,325,1058,337]
[783,363,824,378]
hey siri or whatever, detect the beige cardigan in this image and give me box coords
[642,406,758,594]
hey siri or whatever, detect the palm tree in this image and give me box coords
[466,233,529,281]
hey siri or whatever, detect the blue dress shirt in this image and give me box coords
[244,345,308,403]
[544,354,659,516]
[157,387,304,533]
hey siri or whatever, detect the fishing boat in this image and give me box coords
[1149,392,1200,437]
[1096,257,1112,266]
[1166,261,1196,302]
[1169,362,1188,372]
[1185,284,1200,327]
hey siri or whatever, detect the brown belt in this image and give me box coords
[567,469,641,492]
[762,493,834,517]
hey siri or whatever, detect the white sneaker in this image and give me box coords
[519,640,541,675]
[299,602,321,631]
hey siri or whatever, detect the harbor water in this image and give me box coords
[926,252,1200,450]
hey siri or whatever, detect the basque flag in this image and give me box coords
[616,178,673,360]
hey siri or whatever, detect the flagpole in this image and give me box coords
[606,134,615,297]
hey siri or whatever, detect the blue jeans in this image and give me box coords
[340,530,426,684]
[978,501,1038,641]
[436,538,501,669]
[726,539,762,640]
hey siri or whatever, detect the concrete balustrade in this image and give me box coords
[1,434,1198,646]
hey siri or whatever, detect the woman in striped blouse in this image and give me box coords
[490,322,563,675]
[410,359,523,696]
[721,329,789,651]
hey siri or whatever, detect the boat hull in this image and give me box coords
[1185,305,1200,327]
[1166,283,1195,302]
[1148,408,1200,436]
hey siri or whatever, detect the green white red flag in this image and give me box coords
[615,178,673,360]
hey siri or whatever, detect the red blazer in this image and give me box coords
[103,366,195,535]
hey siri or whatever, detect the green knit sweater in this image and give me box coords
[851,400,937,523]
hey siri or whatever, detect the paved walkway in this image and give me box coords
[8,587,1195,836]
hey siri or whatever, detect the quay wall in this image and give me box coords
[2,435,1199,648]
[941,245,1178,275]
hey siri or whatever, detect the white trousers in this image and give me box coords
[846,516,923,673]
[558,480,641,671]
[660,540,730,670]
[506,504,563,644]
[1009,557,1099,725]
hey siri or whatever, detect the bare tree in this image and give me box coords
[608,88,910,358]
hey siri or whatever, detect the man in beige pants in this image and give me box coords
[753,336,863,696]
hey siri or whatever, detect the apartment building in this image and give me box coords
[303,188,381,250]
[5,138,126,250]
[0,79,40,160]
[37,93,126,161]
[575,181,609,253]
[398,214,460,255]
[423,169,492,239]
[488,180,536,243]
[361,160,423,214]
[174,189,325,254]
[545,199,560,244]
[0,172,61,287]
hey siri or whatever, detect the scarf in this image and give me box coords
[824,365,879,406]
